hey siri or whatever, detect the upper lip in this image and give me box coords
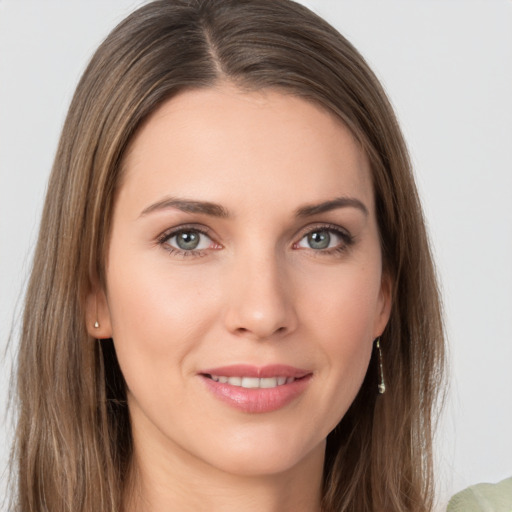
[199,364,311,379]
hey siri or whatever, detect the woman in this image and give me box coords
[11,0,445,511]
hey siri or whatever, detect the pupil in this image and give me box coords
[176,231,200,250]
[308,231,330,249]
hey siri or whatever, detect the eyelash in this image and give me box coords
[157,224,219,258]
[156,223,354,258]
[294,223,355,256]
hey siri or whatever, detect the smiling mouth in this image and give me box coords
[199,366,312,413]
[204,375,300,389]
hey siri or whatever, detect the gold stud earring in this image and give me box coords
[376,338,386,394]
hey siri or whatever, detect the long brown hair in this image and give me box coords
[11,1,445,510]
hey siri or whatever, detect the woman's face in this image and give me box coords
[90,85,391,478]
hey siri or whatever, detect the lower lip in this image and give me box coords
[200,375,312,413]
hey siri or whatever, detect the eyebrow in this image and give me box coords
[295,197,368,217]
[139,195,368,219]
[139,197,230,218]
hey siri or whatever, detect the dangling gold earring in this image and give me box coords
[375,338,386,394]
[94,295,100,329]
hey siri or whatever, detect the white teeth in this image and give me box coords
[228,376,242,386]
[209,375,296,388]
[260,377,278,388]
[241,377,260,388]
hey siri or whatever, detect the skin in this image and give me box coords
[87,84,391,512]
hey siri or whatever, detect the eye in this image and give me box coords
[158,226,220,256]
[302,230,333,250]
[294,225,353,252]
[169,230,210,251]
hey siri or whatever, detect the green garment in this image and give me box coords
[447,477,512,512]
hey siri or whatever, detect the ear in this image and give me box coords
[373,272,392,338]
[85,283,113,339]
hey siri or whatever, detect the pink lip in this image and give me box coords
[199,365,312,414]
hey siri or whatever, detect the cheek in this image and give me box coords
[301,258,383,344]
[296,262,382,426]
[104,246,222,391]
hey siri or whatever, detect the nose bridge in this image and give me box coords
[223,242,297,340]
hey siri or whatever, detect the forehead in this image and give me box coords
[119,84,373,217]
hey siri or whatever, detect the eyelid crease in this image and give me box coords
[156,223,214,243]
[295,222,353,241]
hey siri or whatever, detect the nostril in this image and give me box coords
[233,325,287,339]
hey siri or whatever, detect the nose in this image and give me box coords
[223,250,298,341]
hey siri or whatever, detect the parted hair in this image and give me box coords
[11,1,445,511]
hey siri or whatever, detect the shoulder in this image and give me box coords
[447,477,512,512]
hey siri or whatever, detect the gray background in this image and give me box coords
[1,1,511,509]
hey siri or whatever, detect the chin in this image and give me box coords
[193,428,326,478]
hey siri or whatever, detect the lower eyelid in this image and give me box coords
[164,246,210,258]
